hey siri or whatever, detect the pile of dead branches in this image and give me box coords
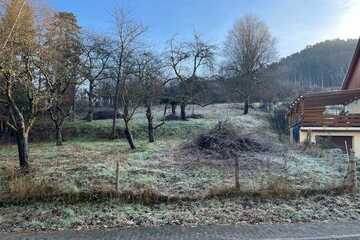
[193,121,268,158]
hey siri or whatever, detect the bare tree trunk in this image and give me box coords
[49,108,65,146]
[87,81,95,122]
[180,102,186,121]
[163,103,168,117]
[124,121,136,150]
[349,151,357,193]
[111,90,119,139]
[244,96,249,115]
[146,105,155,143]
[171,102,177,116]
[55,123,63,146]
[115,161,120,192]
[16,130,29,172]
[234,158,240,189]
[111,104,118,139]
[70,87,77,122]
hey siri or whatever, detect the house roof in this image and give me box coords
[289,88,360,111]
[342,38,360,90]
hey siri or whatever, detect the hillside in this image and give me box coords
[275,39,358,90]
[0,104,356,232]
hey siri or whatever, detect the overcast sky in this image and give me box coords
[47,0,360,58]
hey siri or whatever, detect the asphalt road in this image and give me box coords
[2,222,360,240]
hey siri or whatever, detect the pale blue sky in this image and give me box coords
[47,0,360,57]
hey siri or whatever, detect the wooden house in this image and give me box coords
[288,38,360,156]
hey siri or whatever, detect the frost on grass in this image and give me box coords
[0,105,352,196]
[1,193,360,232]
[0,104,357,232]
[0,104,351,197]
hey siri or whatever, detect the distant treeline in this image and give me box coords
[273,39,358,90]
[158,39,359,105]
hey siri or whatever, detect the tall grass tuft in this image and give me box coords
[5,171,57,202]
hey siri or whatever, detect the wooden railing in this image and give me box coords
[302,114,360,127]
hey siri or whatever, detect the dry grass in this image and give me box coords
[206,177,297,199]
[0,164,353,206]
[0,140,130,204]
[1,168,58,203]
[265,176,297,197]
[206,180,351,201]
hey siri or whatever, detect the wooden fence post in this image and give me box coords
[306,130,312,145]
[115,161,120,193]
[349,151,357,194]
[289,127,294,144]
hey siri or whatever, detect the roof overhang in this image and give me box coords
[288,88,360,112]
[342,38,360,90]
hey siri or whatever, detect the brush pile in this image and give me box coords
[194,121,268,158]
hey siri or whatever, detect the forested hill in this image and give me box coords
[276,39,358,90]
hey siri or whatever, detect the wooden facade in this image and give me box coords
[288,89,360,128]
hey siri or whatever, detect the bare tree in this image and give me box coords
[166,33,215,120]
[110,9,146,139]
[134,51,166,143]
[81,33,111,121]
[117,56,144,149]
[42,12,81,146]
[224,15,276,114]
[0,0,50,170]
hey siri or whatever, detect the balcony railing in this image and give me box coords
[302,114,360,127]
